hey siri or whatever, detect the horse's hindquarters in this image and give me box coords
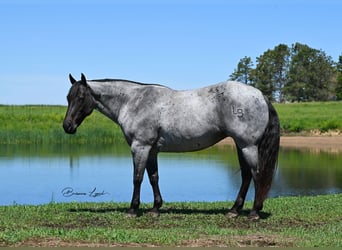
[222,83,269,148]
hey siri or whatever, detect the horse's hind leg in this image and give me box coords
[146,149,163,215]
[227,146,252,218]
[233,146,273,220]
[249,167,273,220]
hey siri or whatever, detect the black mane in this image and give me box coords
[91,78,168,88]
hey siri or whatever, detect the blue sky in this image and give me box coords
[1,0,341,105]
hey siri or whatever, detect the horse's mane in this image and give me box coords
[90,78,169,89]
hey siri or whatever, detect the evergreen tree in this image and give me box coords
[254,50,275,101]
[286,43,336,102]
[253,44,290,102]
[336,54,342,100]
[230,43,338,102]
[229,56,254,85]
[272,44,290,103]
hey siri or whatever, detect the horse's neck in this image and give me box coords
[88,81,133,123]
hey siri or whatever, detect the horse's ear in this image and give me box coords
[81,73,87,86]
[69,74,77,85]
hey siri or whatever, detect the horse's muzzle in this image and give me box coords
[63,120,77,134]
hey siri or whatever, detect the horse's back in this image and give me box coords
[155,81,269,152]
[155,86,226,151]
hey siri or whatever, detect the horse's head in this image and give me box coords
[63,73,96,134]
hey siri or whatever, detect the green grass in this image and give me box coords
[0,102,341,144]
[0,105,124,145]
[274,101,342,134]
[0,194,341,247]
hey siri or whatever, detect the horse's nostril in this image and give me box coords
[63,120,76,134]
[63,125,69,133]
[63,120,69,130]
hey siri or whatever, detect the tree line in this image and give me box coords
[229,42,342,102]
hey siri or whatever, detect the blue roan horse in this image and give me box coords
[63,74,280,220]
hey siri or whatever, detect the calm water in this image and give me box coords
[0,143,341,205]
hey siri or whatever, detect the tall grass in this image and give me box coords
[0,105,124,145]
[0,102,341,145]
[274,102,342,134]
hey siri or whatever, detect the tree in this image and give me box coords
[230,43,338,102]
[336,54,342,100]
[254,50,275,101]
[285,43,336,102]
[229,56,254,85]
[271,44,290,103]
[253,44,290,102]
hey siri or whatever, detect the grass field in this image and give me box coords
[0,105,124,145]
[0,193,341,247]
[0,102,341,144]
[274,101,342,133]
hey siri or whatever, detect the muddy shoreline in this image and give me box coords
[217,136,342,153]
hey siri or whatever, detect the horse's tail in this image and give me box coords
[256,97,280,202]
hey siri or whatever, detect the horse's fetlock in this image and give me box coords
[154,197,163,208]
[130,198,140,209]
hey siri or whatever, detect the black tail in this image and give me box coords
[256,97,280,201]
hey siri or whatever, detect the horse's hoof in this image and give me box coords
[226,211,239,218]
[125,213,137,218]
[147,208,160,217]
[248,212,260,221]
[126,209,137,218]
[147,211,160,217]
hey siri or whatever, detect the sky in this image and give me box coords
[1,0,341,105]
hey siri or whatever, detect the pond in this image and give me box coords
[0,143,341,205]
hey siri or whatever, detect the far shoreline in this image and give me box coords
[217,135,342,153]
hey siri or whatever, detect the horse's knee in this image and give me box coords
[133,172,144,185]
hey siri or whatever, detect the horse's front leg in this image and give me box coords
[146,149,163,215]
[127,142,151,217]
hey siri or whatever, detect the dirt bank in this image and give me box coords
[217,136,342,153]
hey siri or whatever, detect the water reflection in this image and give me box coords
[0,143,341,205]
[272,148,342,197]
